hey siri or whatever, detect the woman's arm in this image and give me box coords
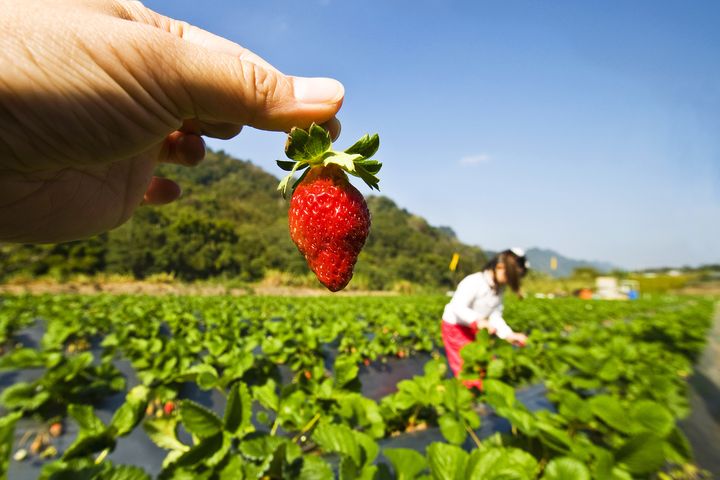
[489,305,528,346]
[488,306,513,339]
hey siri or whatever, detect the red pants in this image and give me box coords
[441,320,483,390]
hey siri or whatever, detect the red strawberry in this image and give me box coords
[289,165,370,291]
[278,124,381,292]
[163,401,176,415]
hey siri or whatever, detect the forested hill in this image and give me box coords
[0,151,487,290]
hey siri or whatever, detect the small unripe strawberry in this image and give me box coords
[29,434,43,455]
[40,445,58,459]
[277,124,381,292]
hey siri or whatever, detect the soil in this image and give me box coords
[675,281,720,296]
[0,280,400,297]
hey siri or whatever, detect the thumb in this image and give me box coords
[139,25,344,132]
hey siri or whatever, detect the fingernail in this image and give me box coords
[322,117,342,141]
[293,77,344,104]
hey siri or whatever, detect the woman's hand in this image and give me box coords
[475,318,497,335]
[0,0,344,243]
[506,332,528,347]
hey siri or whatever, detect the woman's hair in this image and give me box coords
[483,250,529,294]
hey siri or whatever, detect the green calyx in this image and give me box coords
[276,123,381,198]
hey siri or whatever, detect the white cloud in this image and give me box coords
[459,154,491,166]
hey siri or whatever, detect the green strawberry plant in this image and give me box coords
[0,296,36,355]
[0,347,124,419]
[251,353,385,442]
[458,329,540,386]
[0,293,714,478]
[145,381,343,479]
[0,412,22,480]
[37,386,150,479]
[380,359,481,445]
[383,441,544,480]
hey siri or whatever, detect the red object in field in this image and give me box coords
[49,422,62,437]
[163,401,175,415]
[578,288,593,300]
[441,321,483,390]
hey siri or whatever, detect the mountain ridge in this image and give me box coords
[525,247,617,278]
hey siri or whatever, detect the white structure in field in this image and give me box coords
[595,277,640,300]
[596,277,620,299]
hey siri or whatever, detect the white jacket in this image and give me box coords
[442,270,514,339]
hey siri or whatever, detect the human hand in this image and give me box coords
[0,0,344,243]
[475,318,496,335]
[507,332,528,347]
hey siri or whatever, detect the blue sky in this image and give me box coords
[146,0,719,270]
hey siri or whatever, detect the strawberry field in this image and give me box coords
[0,294,715,479]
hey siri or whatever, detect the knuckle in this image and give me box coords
[167,19,193,38]
[113,0,147,21]
[240,61,280,109]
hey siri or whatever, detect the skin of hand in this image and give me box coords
[0,0,344,243]
[475,318,497,335]
[507,332,528,347]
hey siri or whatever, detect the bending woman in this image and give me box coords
[442,248,529,389]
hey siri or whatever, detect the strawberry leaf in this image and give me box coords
[322,151,363,173]
[309,123,332,151]
[345,134,379,158]
[355,160,382,175]
[276,160,299,172]
[109,385,150,437]
[277,160,310,198]
[285,125,332,162]
[278,123,382,192]
[179,400,223,438]
[284,128,310,159]
[352,165,380,190]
